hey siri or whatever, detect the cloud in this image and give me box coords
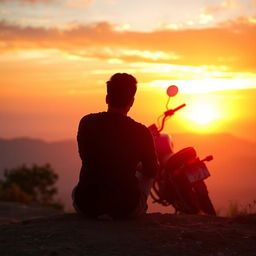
[203,0,246,15]
[66,0,94,7]
[0,0,53,3]
[104,0,117,4]
[0,20,255,72]
[251,0,256,16]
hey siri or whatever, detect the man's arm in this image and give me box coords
[140,127,159,179]
[77,116,88,161]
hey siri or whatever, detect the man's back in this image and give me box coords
[74,112,157,218]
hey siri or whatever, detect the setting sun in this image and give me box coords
[186,102,220,125]
[0,0,255,143]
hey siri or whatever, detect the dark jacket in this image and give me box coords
[74,112,158,218]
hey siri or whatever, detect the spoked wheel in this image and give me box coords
[152,172,201,215]
[170,174,200,215]
[193,180,216,216]
[150,169,216,216]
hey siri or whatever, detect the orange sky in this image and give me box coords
[0,0,256,142]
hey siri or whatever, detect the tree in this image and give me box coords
[0,163,63,209]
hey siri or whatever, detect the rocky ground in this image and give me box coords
[0,203,255,256]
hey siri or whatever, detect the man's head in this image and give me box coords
[106,73,137,111]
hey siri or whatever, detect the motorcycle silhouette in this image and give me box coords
[149,85,216,216]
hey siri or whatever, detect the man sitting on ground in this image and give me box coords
[72,73,158,219]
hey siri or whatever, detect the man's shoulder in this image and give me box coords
[126,116,150,134]
[79,112,150,134]
[80,112,104,123]
[127,116,145,128]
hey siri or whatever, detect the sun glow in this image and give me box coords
[185,102,220,125]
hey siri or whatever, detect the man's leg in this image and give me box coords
[71,186,83,214]
[131,171,154,217]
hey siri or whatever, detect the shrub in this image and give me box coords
[0,163,63,209]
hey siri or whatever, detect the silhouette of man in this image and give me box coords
[72,73,158,219]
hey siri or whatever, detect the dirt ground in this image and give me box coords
[0,204,255,256]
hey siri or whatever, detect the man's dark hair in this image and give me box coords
[106,73,137,108]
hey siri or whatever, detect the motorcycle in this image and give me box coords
[148,85,216,216]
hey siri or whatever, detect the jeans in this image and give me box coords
[72,171,154,218]
[130,171,154,217]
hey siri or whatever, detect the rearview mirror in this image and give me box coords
[167,85,178,97]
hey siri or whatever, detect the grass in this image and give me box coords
[227,200,256,217]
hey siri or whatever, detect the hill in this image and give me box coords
[0,134,255,214]
[0,138,80,210]
[171,133,256,214]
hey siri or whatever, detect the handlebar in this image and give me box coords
[202,155,213,162]
[164,104,186,117]
[158,103,186,133]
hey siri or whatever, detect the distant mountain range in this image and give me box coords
[0,134,255,215]
[0,138,80,210]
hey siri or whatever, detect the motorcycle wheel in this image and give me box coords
[169,171,200,215]
[193,180,216,216]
